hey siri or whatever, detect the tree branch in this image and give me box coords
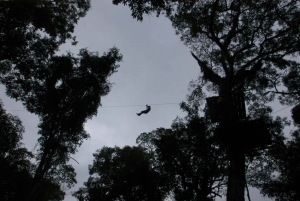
[234,60,263,87]
[224,1,241,48]
[70,156,79,164]
[232,43,255,61]
[245,175,251,201]
[263,75,300,96]
[208,1,231,76]
[191,52,223,86]
[264,90,300,96]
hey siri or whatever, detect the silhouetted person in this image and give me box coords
[137,105,151,116]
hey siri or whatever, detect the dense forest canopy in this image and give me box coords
[0,1,124,200]
[1,0,300,200]
[111,1,300,201]
[0,0,90,63]
[114,0,300,104]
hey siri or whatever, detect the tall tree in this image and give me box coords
[113,1,300,200]
[74,97,228,201]
[73,146,168,201]
[0,1,124,199]
[1,47,122,200]
[245,126,299,201]
[246,107,300,201]
[0,99,65,201]
[0,1,125,199]
[137,100,228,201]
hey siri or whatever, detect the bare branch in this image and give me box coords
[70,156,79,164]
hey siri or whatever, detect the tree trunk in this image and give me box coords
[227,146,245,201]
[25,145,55,201]
[218,86,246,201]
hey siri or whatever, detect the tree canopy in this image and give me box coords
[137,103,228,200]
[1,1,124,200]
[0,0,90,63]
[112,0,300,200]
[1,0,300,200]
[0,99,24,157]
[114,0,300,102]
[0,99,65,201]
[12,47,122,200]
[245,129,300,201]
[73,146,168,201]
[74,99,229,201]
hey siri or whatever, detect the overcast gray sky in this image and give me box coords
[1,1,289,200]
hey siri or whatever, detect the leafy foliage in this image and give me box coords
[114,1,300,200]
[0,99,24,156]
[17,48,122,197]
[0,1,125,199]
[114,0,300,104]
[0,99,65,201]
[247,126,300,201]
[73,146,168,201]
[74,99,228,201]
[0,0,90,63]
[137,101,228,201]
[0,47,122,200]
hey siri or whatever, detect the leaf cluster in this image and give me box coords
[0,100,65,201]
[0,0,91,62]
[247,126,300,201]
[73,146,168,201]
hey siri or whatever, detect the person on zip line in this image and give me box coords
[137,105,151,116]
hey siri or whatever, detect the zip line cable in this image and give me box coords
[5,102,181,111]
[272,105,291,114]
[101,103,180,108]
[5,103,292,114]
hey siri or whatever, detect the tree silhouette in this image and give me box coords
[1,47,122,200]
[73,146,168,201]
[0,99,65,201]
[209,94,297,201]
[0,0,90,63]
[113,1,300,200]
[75,98,228,201]
[246,110,300,201]
[137,101,228,201]
[0,1,125,199]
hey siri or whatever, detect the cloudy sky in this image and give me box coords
[1,1,290,200]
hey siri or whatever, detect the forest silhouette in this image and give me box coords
[1,1,300,201]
